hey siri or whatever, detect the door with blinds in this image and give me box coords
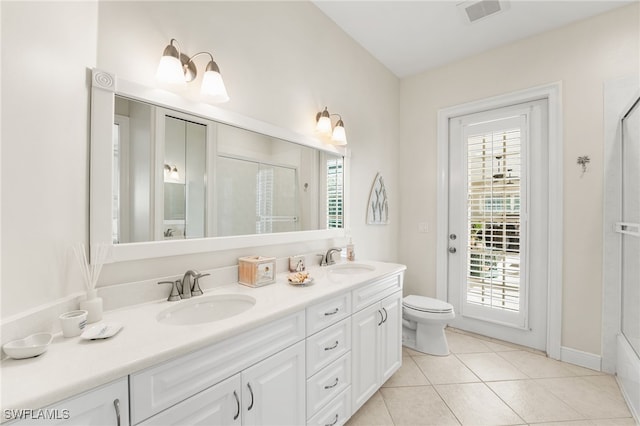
[448,100,548,350]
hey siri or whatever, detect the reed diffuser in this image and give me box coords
[73,243,108,323]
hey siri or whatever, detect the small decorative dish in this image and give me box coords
[80,322,123,340]
[3,332,53,359]
[287,272,314,286]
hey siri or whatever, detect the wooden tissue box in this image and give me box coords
[238,256,276,287]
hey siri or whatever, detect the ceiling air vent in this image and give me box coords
[457,0,509,24]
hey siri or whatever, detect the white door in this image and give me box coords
[379,292,402,382]
[242,341,306,426]
[447,100,548,351]
[351,302,382,412]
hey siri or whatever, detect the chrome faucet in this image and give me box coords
[320,247,342,266]
[180,270,210,298]
[157,269,210,301]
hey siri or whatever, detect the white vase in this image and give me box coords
[80,289,103,324]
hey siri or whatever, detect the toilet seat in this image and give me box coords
[403,295,453,314]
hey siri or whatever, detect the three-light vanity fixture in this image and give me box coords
[156,38,229,103]
[315,107,348,145]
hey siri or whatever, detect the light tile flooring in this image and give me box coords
[346,329,637,426]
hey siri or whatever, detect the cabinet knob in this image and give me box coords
[233,390,240,420]
[247,383,254,411]
[324,340,339,351]
[324,308,339,316]
[324,377,339,389]
[113,399,121,426]
[325,414,339,426]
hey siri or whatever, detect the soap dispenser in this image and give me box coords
[346,237,355,261]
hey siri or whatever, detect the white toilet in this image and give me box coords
[402,295,455,356]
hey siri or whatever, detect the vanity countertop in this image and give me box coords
[0,260,405,414]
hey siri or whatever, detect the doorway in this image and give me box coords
[436,84,562,358]
[447,101,547,350]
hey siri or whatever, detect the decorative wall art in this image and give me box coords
[367,172,390,225]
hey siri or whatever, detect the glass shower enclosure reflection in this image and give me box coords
[621,97,640,357]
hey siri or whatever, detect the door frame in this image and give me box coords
[436,82,563,360]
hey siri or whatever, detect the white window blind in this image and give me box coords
[256,167,274,233]
[327,158,344,228]
[467,129,522,312]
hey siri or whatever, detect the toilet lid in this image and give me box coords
[403,295,453,314]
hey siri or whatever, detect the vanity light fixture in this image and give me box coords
[315,107,348,145]
[163,164,180,181]
[156,38,229,103]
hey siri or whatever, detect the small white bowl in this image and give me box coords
[3,333,53,359]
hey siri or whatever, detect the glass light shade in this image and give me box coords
[331,122,347,145]
[316,116,332,136]
[156,55,185,85]
[201,70,230,103]
[170,166,180,181]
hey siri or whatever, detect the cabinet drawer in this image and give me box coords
[9,378,129,426]
[307,387,351,426]
[130,311,305,424]
[306,317,351,377]
[307,353,351,419]
[306,292,351,336]
[138,374,241,426]
[352,274,402,312]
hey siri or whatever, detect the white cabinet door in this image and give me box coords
[380,291,402,383]
[9,379,128,426]
[138,375,241,426]
[242,341,306,426]
[351,290,403,413]
[351,302,382,412]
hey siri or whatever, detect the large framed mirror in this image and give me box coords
[91,69,348,262]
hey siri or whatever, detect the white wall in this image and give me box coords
[0,1,399,319]
[1,2,98,319]
[398,4,639,355]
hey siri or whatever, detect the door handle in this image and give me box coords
[448,247,457,253]
[247,383,254,411]
[113,399,121,426]
[233,390,240,420]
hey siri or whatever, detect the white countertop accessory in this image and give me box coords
[81,322,123,340]
[3,333,53,359]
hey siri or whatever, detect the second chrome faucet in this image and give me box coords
[158,270,210,301]
[320,247,342,266]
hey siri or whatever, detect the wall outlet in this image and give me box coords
[418,222,429,233]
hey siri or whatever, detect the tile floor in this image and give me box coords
[346,329,637,426]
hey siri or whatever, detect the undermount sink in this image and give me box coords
[157,294,256,326]
[328,263,376,275]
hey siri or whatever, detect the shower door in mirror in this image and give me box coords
[162,116,207,240]
[448,100,548,351]
[620,98,640,357]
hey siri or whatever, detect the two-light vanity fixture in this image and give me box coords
[156,38,229,103]
[163,164,180,181]
[315,107,348,145]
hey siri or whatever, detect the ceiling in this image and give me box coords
[312,0,636,77]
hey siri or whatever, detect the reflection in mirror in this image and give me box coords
[111,95,344,244]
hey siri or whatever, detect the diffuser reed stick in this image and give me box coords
[72,243,108,292]
[72,243,109,323]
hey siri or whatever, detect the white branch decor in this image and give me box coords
[367,172,390,225]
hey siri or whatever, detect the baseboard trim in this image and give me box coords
[560,346,602,371]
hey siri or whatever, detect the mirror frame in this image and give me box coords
[90,69,349,262]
